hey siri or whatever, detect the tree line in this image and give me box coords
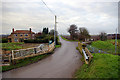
[68,24,107,41]
[68,24,90,41]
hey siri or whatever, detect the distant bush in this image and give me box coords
[0,38,8,43]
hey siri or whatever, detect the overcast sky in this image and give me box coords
[1,0,119,35]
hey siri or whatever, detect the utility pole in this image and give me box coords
[115,28,117,54]
[54,15,57,46]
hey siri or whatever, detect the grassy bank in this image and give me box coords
[55,45,61,48]
[74,53,119,78]
[2,53,53,72]
[91,40,120,54]
[61,35,78,42]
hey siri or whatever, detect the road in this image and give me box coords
[2,36,83,78]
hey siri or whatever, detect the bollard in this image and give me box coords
[34,48,37,54]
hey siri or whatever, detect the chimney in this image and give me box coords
[30,28,32,39]
[29,28,31,32]
[12,28,14,32]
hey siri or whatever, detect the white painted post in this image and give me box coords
[115,28,117,54]
[11,50,14,60]
[82,49,88,60]
[11,50,15,64]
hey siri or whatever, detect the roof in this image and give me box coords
[12,30,35,34]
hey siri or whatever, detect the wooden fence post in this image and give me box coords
[9,54,12,64]
[34,48,37,54]
[11,50,15,64]
[85,47,93,63]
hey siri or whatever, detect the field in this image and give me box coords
[74,53,119,78]
[0,43,40,51]
[90,40,120,54]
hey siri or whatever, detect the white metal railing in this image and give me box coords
[82,49,88,61]
[78,42,93,64]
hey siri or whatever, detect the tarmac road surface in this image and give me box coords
[2,36,83,78]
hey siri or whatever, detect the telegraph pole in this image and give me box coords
[115,28,117,54]
[54,15,57,46]
[41,0,57,46]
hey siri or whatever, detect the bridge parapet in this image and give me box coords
[78,42,93,64]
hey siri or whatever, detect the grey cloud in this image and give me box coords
[1,1,118,35]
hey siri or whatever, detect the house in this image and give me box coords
[107,34,114,39]
[107,34,120,39]
[90,34,120,41]
[90,35,100,41]
[8,28,35,42]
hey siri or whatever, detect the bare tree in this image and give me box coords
[79,27,90,41]
[99,32,107,41]
[68,24,78,40]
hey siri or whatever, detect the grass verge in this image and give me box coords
[76,47,84,62]
[55,45,61,48]
[91,40,119,54]
[55,36,62,48]
[61,35,79,42]
[2,52,53,72]
[74,53,119,78]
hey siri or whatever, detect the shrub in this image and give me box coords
[24,38,49,43]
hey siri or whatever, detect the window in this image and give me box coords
[14,34,17,36]
[14,38,18,42]
[25,34,28,36]
[20,34,23,36]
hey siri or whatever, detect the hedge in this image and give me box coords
[0,38,8,43]
[24,36,60,45]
